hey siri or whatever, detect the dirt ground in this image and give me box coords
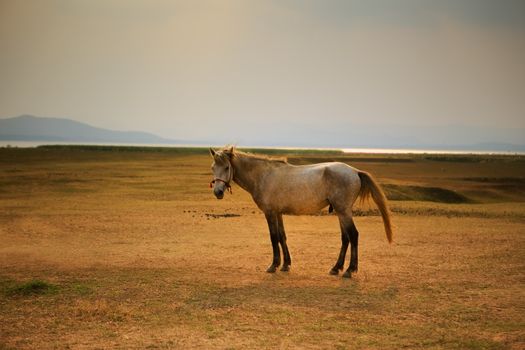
[0,147,524,349]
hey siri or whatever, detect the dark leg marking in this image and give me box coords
[265,213,281,273]
[343,221,359,278]
[278,214,291,272]
[330,221,349,275]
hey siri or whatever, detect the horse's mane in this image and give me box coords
[221,146,288,164]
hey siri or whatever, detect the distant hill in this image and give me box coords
[0,115,176,144]
[1,115,523,152]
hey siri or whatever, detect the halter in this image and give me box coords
[209,158,233,194]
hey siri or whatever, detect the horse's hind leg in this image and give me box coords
[330,221,349,275]
[343,220,359,279]
[264,212,281,273]
[278,214,291,271]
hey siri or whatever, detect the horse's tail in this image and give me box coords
[357,171,393,243]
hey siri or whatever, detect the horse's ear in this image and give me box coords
[209,148,216,157]
[226,146,234,156]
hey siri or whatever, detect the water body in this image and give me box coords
[0,141,523,155]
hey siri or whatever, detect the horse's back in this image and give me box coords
[257,162,361,215]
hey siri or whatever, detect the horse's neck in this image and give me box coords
[231,155,269,194]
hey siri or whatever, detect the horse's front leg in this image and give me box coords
[264,212,281,273]
[278,214,291,271]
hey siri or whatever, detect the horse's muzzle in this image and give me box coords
[214,188,224,199]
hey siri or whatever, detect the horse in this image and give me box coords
[209,146,393,278]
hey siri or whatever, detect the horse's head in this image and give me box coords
[209,146,234,199]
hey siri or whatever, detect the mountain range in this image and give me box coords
[0,115,176,144]
[0,115,524,152]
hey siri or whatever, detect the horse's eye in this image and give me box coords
[225,166,229,170]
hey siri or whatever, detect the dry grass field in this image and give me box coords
[1,146,524,349]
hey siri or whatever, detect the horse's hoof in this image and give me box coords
[280,265,290,272]
[329,268,339,275]
[342,271,352,278]
[266,265,277,273]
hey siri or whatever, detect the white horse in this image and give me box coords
[210,146,393,278]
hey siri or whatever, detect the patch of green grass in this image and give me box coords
[5,280,58,296]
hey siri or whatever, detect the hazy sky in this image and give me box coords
[1,0,524,147]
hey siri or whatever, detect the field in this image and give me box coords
[1,146,524,349]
